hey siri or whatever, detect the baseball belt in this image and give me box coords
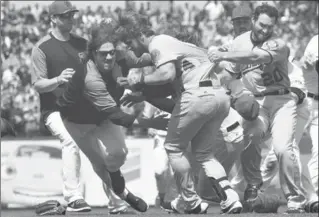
[307,92,318,101]
[254,88,290,97]
[226,121,240,132]
[199,80,213,87]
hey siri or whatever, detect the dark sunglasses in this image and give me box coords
[96,50,116,57]
[56,12,76,20]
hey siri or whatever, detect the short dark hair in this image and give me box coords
[253,4,279,23]
[87,21,119,61]
[116,10,155,42]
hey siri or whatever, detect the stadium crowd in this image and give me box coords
[1,0,318,136]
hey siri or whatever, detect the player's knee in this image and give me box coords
[92,163,106,177]
[105,150,128,172]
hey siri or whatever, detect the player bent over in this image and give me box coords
[114,10,262,214]
[208,4,306,213]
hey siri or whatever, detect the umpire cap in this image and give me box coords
[49,1,79,16]
[231,4,252,20]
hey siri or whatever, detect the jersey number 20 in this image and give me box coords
[261,69,283,86]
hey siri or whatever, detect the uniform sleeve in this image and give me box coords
[288,60,306,90]
[31,46,47,84]
[304,35,318,59]
[150,36,180,68]
[125,51,152,68]
[222,41,241,75]
[84,71,135,127]
[260,38,289,64]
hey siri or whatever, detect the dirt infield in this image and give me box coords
[1,205,318,217]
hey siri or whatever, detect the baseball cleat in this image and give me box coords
[108,205,130,214]
[67,199,91,212]
[305,201,319,213]
[184,202,209,214]
[124,192,148,212]
[160,201,180,214]
[284,207,305,214]
[221,201,243,214]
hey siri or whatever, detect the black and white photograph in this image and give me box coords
[1,1,318,216]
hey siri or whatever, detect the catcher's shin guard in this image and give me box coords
[209,177,230,201]
[109,170,125,195]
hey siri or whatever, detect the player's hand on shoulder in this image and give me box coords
[57,68,75,84]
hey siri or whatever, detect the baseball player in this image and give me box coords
[199,4,253,200]
[30,1,91,211]
[300,35,318,196]
[260,56,318,213]
[55,21,174,213]
[115,10,253,214]
[208,4,306,213]
[227,53,318,213]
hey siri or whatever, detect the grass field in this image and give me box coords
[1,205,318,217]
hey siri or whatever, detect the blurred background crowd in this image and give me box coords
[1,1,318,137]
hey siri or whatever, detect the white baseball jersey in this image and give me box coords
[302,35,318,94]
[225,31,290,94]
[149,34,220,91]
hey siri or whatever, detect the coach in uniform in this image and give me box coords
[31,1,90,212]
[208,4,306,213]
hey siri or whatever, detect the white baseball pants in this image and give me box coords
[45,111,83,204]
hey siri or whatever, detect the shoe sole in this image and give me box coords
[160,206,180,214]
[66,206,91,212]
[109,206,129,214]
[185,203,209,214]
[223,201,243,214]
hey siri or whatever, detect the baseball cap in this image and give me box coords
[49,1,79,16]
[231,5,252,20]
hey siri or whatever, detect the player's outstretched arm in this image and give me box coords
[208,39,289,65]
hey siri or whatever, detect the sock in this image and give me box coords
[109,170,126,196]
[158,193,165,203]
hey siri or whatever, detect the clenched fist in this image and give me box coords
[117,68,145,91]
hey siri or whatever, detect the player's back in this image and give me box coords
[149,35,219,90]
[302,35,318,94]
[229,31,290,94]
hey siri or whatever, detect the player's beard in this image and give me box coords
[252,27,272,44]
